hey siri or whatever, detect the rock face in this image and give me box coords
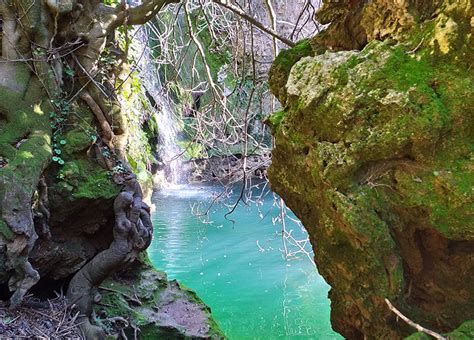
[268,1,473,339]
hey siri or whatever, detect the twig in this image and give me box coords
[212,0,295,47]
[385,299,446,340]
[408,37,425,54]
[98,286,142,306]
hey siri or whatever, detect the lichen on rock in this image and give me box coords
[268,0,473,338]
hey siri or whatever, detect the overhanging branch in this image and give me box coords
[112,0,180,29]
[212,0,295,47]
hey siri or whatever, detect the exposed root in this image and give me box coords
[5,226,40,309]
[34,176,52,240]
[80,91,115,149]
[67,172,152,338]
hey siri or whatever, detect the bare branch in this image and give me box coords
[212,0,295,47]
[385,299,446,340]
[112,0,180,29]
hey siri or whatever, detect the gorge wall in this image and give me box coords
[268,0,473,339]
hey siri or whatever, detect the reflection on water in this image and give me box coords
[149,183,342,339]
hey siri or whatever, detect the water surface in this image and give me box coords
[149,183,341,339]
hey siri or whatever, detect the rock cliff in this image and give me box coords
[268,0,473,338]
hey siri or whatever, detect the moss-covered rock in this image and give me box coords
[95,256,225,339]
[268,0,474,338]
[55,159,119,200]
[269,39,315,104]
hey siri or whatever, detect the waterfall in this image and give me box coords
[133,27,184,185]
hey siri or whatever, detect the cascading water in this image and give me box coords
[133,27,184,185]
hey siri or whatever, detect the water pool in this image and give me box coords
[148,183,341,339]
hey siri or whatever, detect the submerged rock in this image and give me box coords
[268,0,473,338]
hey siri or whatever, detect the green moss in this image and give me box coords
[268,2,473,338]
[0,97,52,159]
[56,159,119,200]
[96,259,225,338]
[273,39,313,73]
[395,156,473,239]
[99,285,134,319]
[0,95,52,196]
[193,14,231,81]
[0,219,14,241]
[61,130,92,156]
[445,320,474,339]
[269,39,316,103]
[267,110,286,131]
[406,320,474,339]
[404,332,430,340]
[0,144,17,159]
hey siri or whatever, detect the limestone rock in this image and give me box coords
[268,0,474,338]
[96,259,224,339]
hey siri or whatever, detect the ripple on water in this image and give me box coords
[149,184,342,339]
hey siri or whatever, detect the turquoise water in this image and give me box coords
[149,183,341,339]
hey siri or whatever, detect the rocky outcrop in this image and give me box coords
[268,0,473,339]
[0,258,223,338]
[93,256,223,339]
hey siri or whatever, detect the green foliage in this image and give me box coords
[177,140,204,160]
[189,11,232,81]
[64,66,75,78]
[102,0,120,7]
[49,94,72,166]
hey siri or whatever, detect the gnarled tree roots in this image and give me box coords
[67,173,152,339]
